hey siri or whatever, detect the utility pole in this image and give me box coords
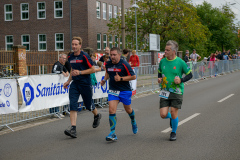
[121,0,125,49]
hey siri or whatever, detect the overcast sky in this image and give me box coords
[191,0,240,24]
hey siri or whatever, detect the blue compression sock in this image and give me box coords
[128,109,136,125]
[171,117,179,133]
[109,114,117,133]
[165,112,172,119]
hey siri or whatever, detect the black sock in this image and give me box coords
[71,126,76,130]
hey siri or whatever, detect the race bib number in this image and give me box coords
[159,90,170,99]
[108,90,120,97]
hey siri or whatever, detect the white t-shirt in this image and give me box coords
[190,53,200,62]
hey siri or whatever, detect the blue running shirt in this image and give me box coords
[106,59,135,91]
[68,51,93,86]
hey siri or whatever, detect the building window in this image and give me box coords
[119,7,122,16]
[129,9,132,18]
[55,33,64,51]
[96,1,100,19]
[54,1,63,18]
[97,33,101,50]
[21,3,29,20]
[120,37,122,49]
[109,5,112,20]
[114,35,118,47]
[22,35,30,51]
[38,34,47,51]
[5,35,13,51]
[103,3,107,20]
[114,6,117,18]
[109,35,113,49]
[37,2,46,19]
[103,34,107,49]
[4,4,13,21]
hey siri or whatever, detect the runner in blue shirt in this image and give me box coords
[63,37,101,138]
[100,47,137,141]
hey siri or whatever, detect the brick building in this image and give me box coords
[0,0,132,52]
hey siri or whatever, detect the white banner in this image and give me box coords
[0,79,18,114]
[130,68,137,95]
[92,71,109,99]
[18,74,69,112]
[18,72,109,112]
[77,71,109,101]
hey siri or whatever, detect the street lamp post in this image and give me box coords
[132,1,139,55]
[121,0,125,49]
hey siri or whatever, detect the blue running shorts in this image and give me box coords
[108,91,132,105]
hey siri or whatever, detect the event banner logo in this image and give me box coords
[0,83,12,108]
[93,76,108,94]
[4,83,12,97]
[0,79,18,114]
[22,82,34,106]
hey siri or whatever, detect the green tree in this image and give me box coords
[107,0,210,58]
[196,2,239,53]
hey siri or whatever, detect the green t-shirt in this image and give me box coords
[158,56,191,95]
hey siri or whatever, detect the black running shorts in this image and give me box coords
[159,92,183,109]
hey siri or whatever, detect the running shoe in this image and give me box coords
[92,113,102,128]
[132,123,138,134]
[106,132,118,141]
[64,128,77,138]
[170,132,176,141]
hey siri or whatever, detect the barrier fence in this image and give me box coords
[0,50,16,77]
[26,51,63,75]
[1,59,240,132]
[188,59,240,80]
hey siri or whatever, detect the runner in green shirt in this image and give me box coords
[158,40,192,141]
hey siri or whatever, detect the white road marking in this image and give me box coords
[161,113,201,133]
[218,94,234,103]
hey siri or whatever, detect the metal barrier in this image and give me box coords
[187,59,240,80]
[138,52,152,66]
[0,73,111,131]
[0,79,109,131]
[1,59,240,132]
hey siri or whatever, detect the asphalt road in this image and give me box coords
[0,71,240,160]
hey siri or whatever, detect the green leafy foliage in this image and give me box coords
[196,2,240,53]
[107,0,239,59]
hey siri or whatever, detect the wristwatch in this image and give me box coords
[79,71,82,75]
[103,79,106,82]
[120,77,123,81]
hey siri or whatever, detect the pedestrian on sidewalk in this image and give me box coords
[129,50,140,78]
[208,53,216,77]
[50,53,69,118]
[100,47,137,141]
[121,48,129,62]
[184,50,190,63]
[99,47,110,62]
[63,37,102,138]
[158,40,192,141]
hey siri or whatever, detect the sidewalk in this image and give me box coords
[137,74,157,88]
